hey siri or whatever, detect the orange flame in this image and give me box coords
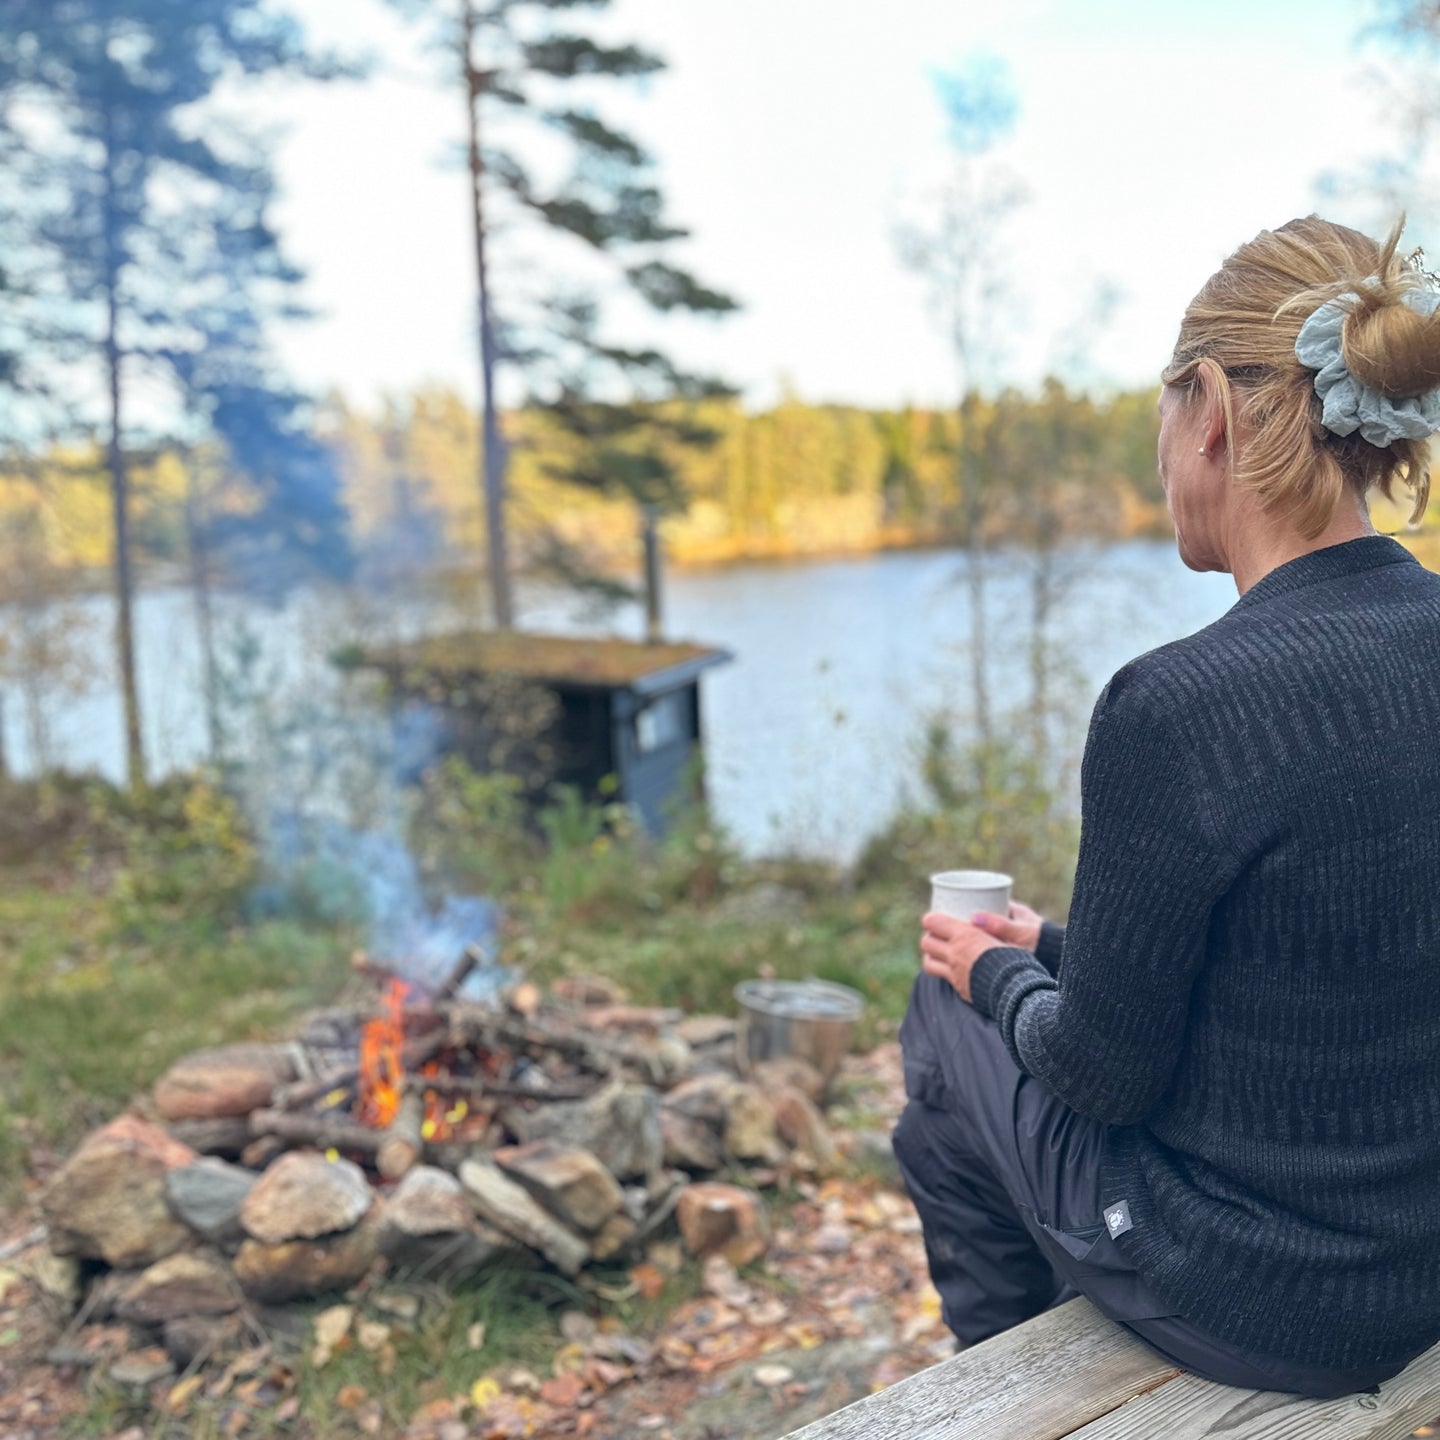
[357,978,408,1128]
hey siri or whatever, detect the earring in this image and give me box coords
[1197,447,1206,456]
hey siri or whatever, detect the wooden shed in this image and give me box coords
[360,631,732,837]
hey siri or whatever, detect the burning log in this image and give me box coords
[376,1093,425,1181]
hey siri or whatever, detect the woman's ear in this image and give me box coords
[1195,361,1230,461]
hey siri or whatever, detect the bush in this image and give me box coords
[854,718,1079,919]
[412,757,740,923]
[95,773,259,929]
[411,757,539,897]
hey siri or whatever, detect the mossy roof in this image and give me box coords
[360,630,730,692]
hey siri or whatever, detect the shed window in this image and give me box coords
[635,691,687,753]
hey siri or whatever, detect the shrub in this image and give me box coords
[854,717,1079,919]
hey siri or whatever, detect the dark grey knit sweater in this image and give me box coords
[970,535,1440,1372]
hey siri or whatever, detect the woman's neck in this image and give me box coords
[1227,497,1378,596]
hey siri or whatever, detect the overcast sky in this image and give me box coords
[262,0,1411,411]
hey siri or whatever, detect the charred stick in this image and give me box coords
[273,1069,358,1113]
[435,943,485,1002]
[406,1072,597,1103]
[248,1108,387,1155]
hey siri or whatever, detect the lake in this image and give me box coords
[0,540,1238,861]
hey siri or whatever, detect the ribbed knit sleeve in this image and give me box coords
[970,668,1235,1125]
[1035,921,1065,976]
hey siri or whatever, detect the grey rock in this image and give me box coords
[382,1166,473,1238]
[846,1127,902,1188]
[233,1203,384,1304]
[378,1167,512,1283]
[492,1141,624,1233]
[165,1158,256,1247]
[109,1350,175,1388]
[503,1081,662,1183]
[661,1109,724,1173]
[163,1313,247,1369]
[116,1252,242,1323]
[40,1115,196,1269]
[458,1159,589,1275]
[239,1150,372,1244]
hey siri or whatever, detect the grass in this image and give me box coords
[515,881,921,1049]
[0,743,1070,1438]
[0,866,356,1201]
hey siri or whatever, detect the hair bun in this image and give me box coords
[1341,287,1440,399]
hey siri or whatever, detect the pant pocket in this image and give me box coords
[1026,1215,1178,1322]
[902,1058,950,1110]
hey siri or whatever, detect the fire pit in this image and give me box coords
[30,947,850,1381]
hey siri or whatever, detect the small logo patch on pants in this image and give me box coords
[1103,1200,1133,1237]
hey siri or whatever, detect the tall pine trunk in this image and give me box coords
[102,94,144,789]
[184,463,223,763]
[958,396,991,753]
[462,0,513,629]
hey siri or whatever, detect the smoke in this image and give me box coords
[254,812,510,1004]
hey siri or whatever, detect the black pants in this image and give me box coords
[894,971,1399,1398]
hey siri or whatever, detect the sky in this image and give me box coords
[258,0,1415,412]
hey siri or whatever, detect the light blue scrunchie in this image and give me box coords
[1294,282,1440,447]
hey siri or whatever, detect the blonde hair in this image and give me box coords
[1161,216,1436,538]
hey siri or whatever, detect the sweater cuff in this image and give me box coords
[971,945,1048,1021]
[1036,921,1066,976]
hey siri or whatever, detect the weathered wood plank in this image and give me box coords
[777,1299,1179,1440]
[1069,1342,1440,1440]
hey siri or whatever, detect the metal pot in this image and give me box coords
[733,978,864,1090]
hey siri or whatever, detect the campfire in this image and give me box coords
[31,945,844,1380]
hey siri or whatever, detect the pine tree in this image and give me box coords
[391,0,736,629]
[0,1,350,786]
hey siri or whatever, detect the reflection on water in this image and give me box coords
[0,541,1236,860]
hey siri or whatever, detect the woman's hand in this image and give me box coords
[1001,901,1045,953]
[919,902,1046,1004]
[919,912,1006,1004]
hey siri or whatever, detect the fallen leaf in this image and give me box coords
[312,1304,355,1367]
[701,1255,752,1307]
[539,1372,585,1407]
[628,1263,666,1301]
[470,1377,503,1410]
[753,1364,794,1388]
[744,1297,790,1327]
[357,1321,390,1353]
[584,1358,632,1390]
[336,1383,369,1410]
[467,1321,487,1352]
[646,1240,684,1274]
[410,1398,460,1427]
[275,1397,300,1423]
[164,1374,204,1413]
[559,1310,597,1343]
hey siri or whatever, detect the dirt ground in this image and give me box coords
[0,1043,955,1440]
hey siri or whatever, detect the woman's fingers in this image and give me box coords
[921,911,961,940]
[919,933,950,963]
[921,953,954,982]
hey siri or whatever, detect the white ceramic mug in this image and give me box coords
[929,869,1013,922]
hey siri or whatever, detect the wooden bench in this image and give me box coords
[779,1298,1440,1440]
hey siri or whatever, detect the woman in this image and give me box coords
[895,216,1440,1397]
